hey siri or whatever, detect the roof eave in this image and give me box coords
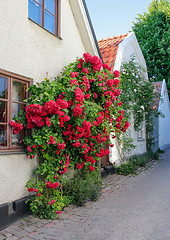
[69,0,103,60]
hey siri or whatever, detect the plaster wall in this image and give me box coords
[158,80,170,149]
[0,154,37,204]
[0,0,86,83]
[0,0,93,204]
[109,114,146,166]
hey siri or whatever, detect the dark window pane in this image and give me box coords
[45,0,55,15]
[0,76,8,99]
[12,81,26,102]
[0,101,7,123]
[12,103,25,119]
[0,125,7,147]
[29,0,42,25]
[12,128,24,146]
[44,10,55,34]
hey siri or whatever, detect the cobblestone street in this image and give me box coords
[0,148,170,240]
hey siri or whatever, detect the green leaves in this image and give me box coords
[132,0,170,98]
[119,56,160,151]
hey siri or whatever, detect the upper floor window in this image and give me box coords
[28,0,60,36]
[0,70,31,152]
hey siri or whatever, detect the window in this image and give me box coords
[0,70,31,152]
[137,121,145,141]
[28,0,61,36]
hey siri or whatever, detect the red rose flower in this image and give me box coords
[89,165,95,171]
[113,70,120,78]
[55,150,61,155]
[72,141,81,147]
[75,88,84,102]
[57,143,65,150]
[77,63,82,69]
[27,145,32,153]
[28,188,34,192]
[73,104,83,117]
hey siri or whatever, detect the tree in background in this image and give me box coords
[132,0,170,98]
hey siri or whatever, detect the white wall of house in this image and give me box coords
[0,0,87,83]
[110,32,147,165]
[158,80,170,149]
[0,0,99,204]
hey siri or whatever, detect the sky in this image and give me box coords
[85,0,153,40]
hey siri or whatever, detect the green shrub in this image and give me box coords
[116,162,136,175]
[116,152,153,175]
[63,169,102,206]
[156,148,165,154]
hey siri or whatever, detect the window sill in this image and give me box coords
[137,139,145,142]
[0,150,25,155]
[28,18,63,40]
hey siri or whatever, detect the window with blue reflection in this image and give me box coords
[44,11,55,34]
[28,0,42,25]
[28,0,58,36]
[45,0,55,15]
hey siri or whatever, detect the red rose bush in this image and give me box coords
[11,53,129,219]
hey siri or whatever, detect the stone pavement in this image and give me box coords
[0,148,170,240]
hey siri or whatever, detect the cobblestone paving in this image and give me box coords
[0,148,170,240]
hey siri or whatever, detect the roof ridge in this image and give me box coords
[98,33,128,43]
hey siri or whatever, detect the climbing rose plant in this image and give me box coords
[118,56,160,152]
[11,53,129,219]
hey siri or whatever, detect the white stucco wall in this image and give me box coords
[0,0,98,205]
[0,0,87,83]
[158,80,170,149]
[110,32,147,165]
[109,114,146,166]
[0,154,37,204]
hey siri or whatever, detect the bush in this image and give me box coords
[116,152,153,175]
[116,162,136,175]
[156,148,165,154]
[11,53,129,218]
[63,169,102,206]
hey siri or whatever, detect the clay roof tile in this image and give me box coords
[98,34,128,72]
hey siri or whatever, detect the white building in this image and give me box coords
[98,32,147,166]
[0,0,101,229]
[153,80,170,151]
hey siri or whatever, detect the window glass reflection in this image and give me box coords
[45,0,55,15]
[44,11,55,34]
[0,125,7,147]
[0,101,7,123]
[29,0,42,25]
[12,128,24,146]
[0,77,8,99]
[12,81,26,102]
[12,103,25,119]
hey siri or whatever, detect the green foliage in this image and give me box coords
[116,135,136,163]
[116,162,136,175]
[118,56,160,151]
[12,53,129,219]
[116,152,153,175]
[26,178,65,219]
[63,169,102,206]
[156,148,165,153]
[132,0,170,98]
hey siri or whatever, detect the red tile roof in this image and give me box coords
[153,81,163,109]
[98,34,128,72]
